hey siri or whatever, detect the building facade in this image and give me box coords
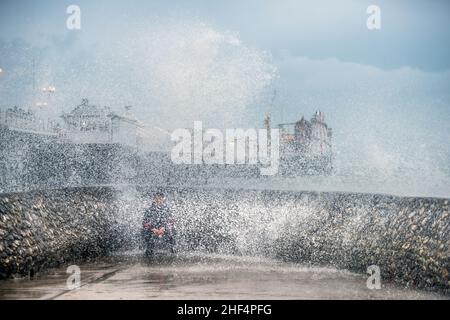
[0,106,58,135]
[278,111,333,175]
[61,99,144,147]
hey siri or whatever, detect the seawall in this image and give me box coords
[0,186,448,294]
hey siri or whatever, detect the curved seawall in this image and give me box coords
[0,187,122,278]
[0,186,448,294]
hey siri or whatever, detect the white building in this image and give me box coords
[61,99,144,147]
[110,106,144,147]
[0,106,58,135]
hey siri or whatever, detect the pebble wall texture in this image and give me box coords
[166,188,450,294]
[0,187,121,279]
[0,186,449,294]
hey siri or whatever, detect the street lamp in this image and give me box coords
[39,85,56,109]
[42,85,56,93]
[38,85,58,132]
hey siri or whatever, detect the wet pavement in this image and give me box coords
[0,252,446,300]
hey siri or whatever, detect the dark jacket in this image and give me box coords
[142,203,174,229]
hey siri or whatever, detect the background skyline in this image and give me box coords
[1,0,450,196]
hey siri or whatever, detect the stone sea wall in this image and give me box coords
[264,191,450,293]
[162,188,450,293]
[0,185,449,294]
[0,187,124,279]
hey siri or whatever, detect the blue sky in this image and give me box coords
[1,0,450,70]
[0,0,449,183]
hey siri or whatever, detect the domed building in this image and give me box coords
[277,110,333,175]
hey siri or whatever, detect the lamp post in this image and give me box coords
[41,85,56,108]
[35,85,56,131]
[0,69,4,126]
[42,85,56,93]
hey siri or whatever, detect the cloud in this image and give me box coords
[0,19,277,138]
[1,18,449,189]
[273,52,450,178]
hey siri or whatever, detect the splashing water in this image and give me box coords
[3,20,277,131]
[1,19,449,198]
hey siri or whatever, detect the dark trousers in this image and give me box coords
[142,229,176,254]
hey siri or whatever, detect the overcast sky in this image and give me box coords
[1,0,450,70]
[1,0,449,182]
